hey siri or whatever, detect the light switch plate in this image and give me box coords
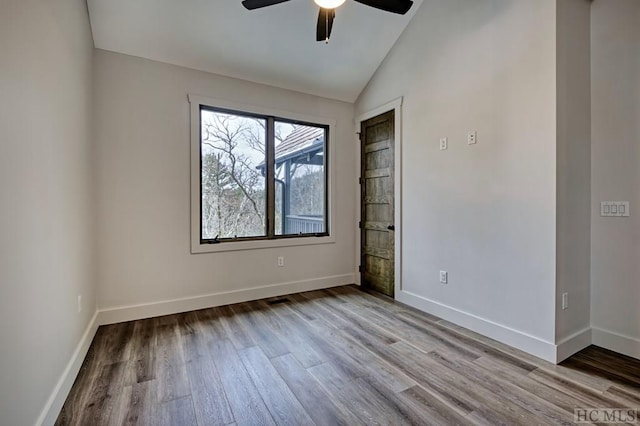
[601,201,630,217]
[562,293,569,310]
[439,137,448,150]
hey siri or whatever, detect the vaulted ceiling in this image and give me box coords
[87,0,423,102]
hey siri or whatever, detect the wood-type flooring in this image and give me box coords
[56,285,640,425]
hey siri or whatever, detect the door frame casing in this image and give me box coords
[354,97,403,297]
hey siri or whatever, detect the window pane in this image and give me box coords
[274,122,326,235]
[201,109,266,240]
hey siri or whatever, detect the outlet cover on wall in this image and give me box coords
[467,130,477,145]
[439,271,448,284]
[277,256,284,267]
[439,137,448,150]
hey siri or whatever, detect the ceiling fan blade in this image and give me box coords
[316,8,335,42]
[241,0,290,10]
[353,0,413,14]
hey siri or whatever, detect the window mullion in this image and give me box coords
[266,116,276,238]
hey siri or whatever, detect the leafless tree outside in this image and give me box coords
[201,112,267,239]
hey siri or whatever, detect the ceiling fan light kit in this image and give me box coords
[241,0,413,42]
[314,0,346,8]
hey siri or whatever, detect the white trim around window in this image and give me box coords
[188,94,336,253]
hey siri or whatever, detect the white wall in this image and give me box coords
[555,0,591,347]
[93,50,356,315]
[0,0,96,425]
[356,0,559,355]
[591,0,640,358]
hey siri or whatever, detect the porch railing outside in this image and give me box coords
[285,215,324,234]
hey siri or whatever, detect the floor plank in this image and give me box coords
[181,327,234,426]
[124,318,156,386]
[271,353,362,426]
[209,338,275,426]
[123,380,158,426]
[229,302,289,358]
[238,346,314,425]
[76,361,127,425]
[154,320,190,403]
[159,396,197,426]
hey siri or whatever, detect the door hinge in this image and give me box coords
[358,221,362,229]
[358,265,364,273]
[358,177,363,185]
[357,132,362,141]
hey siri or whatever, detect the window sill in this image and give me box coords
[191,234,335,254]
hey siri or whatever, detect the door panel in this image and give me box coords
[360,110,394,297]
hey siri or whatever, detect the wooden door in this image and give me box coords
[360,111,395,297]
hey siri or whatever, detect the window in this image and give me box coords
[189,95,332,252]
[200,109,267,240]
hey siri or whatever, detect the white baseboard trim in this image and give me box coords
[555,327,592,363]
[396,290,557,362]
[36,310,100,426]
[97,274,355,325]
[592,327,640,360]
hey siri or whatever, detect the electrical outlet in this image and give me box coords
[439,271,448,284]
[277,256,284,267]
[77,294,82,313]
[562,293,569,310]
[439,137,448,150]
[467,130,477,145]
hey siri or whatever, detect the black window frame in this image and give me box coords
[199,105,330,244]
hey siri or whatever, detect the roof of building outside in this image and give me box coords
[275,126,323,161]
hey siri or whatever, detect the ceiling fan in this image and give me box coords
[241,0,414,43]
